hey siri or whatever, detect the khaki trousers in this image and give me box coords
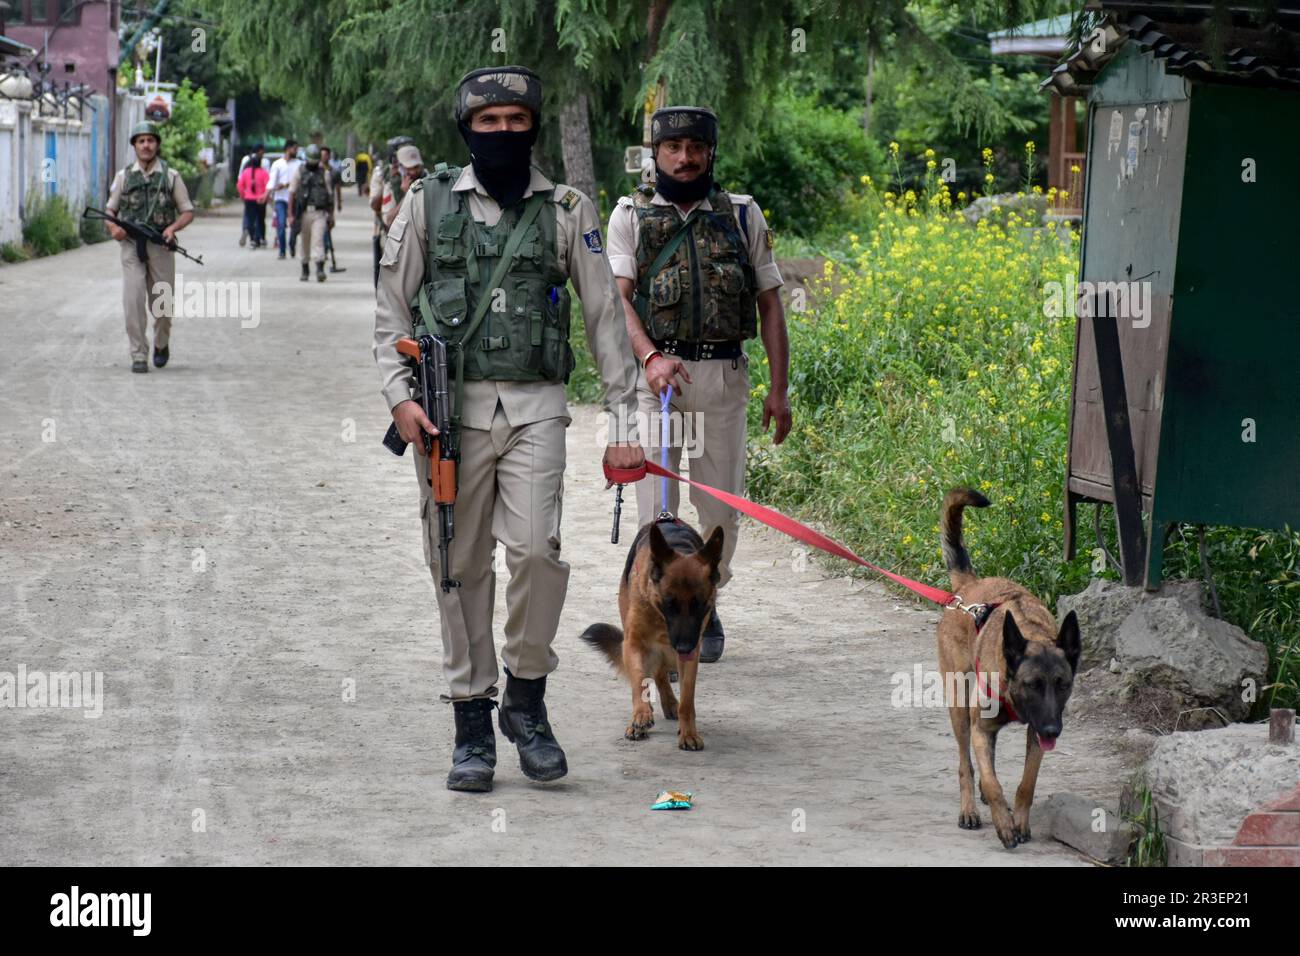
[416,403,569,701]
[120,239,174,362]
[298,208,327,264]
[634,353,750,589]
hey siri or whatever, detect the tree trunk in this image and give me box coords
[559,93,597,202]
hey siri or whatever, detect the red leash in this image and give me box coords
[604,460,958,607]
[604,459,1017,716]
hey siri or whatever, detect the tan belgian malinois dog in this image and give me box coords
[937,488,1081,849]
[581,517,724,751]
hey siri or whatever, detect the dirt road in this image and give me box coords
[0,199,1134,865]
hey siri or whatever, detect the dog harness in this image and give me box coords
[966,602,1019,722]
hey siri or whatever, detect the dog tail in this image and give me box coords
[579,623,625,673]
[941,487,991,587]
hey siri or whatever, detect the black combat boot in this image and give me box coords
[446,698,497,793]
[498,670,568,782]
[300,261,309,281]
[699,609,725,663]
[316,261,326,282]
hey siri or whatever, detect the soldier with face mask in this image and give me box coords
[289,144,335,282]
[606,106,793,663]
[105,121,196,372]
[374,65,644,793]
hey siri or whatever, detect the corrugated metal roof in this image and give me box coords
[1043,2,1300,93]
[1,35,39,58]
[989,13,1076,40]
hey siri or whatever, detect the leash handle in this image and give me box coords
[659,385,672,515]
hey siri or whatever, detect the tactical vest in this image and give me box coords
[118,161,178,229]
[631,185,757,342]
[299,165,331,210]
[411,163,574,385]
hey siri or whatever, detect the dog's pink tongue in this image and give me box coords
[1037,735,1057,752]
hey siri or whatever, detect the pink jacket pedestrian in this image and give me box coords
[238,164,269,202]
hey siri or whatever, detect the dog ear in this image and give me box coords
[699,526,725,567]
[1002,613,1028,677]
[649,522,677,571]
[1057,610,1082,674]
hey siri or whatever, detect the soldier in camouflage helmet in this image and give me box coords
[605,105,793,662]
[105,121,196,372]
[289,144,335,282]
[373,64,644,793]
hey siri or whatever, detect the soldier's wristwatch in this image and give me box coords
[640,348,664,371]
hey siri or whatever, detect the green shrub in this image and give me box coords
[746,162,1089,610]
[158,78,210,180]
[23,193,81,257]
[79,212,109,245]
[715,92,886,239]
[1,242,31,263]
[1124,777,1168,867]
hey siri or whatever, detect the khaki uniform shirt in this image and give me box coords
[373,164,639,440]
[606,189,784,295]
[106,158,194,216]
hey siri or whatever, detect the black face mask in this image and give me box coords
[654,163,714,204]
[459,122,538,209]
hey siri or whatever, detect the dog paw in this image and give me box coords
[678,731,704,751]
[625,710,654,740]
[958,809,981,830]
[1014,824,1032,844]
[995,825,1019,850]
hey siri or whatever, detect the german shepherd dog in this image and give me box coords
[937,488,1082,849]
[581,517,724,751]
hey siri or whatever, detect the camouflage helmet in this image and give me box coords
[454,65,542,124]
[385,135,414,162]
[304,143,321,166]
[129,121,162,145]
[650,106,718,147]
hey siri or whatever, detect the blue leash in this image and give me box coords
[659,384,673,516]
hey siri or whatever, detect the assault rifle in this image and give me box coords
[383,335,461,593]
[82,207,204,266]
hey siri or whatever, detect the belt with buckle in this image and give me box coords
[652,338,743,361]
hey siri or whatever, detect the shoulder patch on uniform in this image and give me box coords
[558,189,580,211]
[582,227,603,254]
[764,228,775,249]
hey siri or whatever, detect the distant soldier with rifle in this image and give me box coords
[369,134,414,288]
[104,121,195,373]
[374,65,643,793]
[289,144,335,283]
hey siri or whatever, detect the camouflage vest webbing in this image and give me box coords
[631,185,757,343]
[299,165,332,210]
[412,162,574,386]
[118,161,178,229]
